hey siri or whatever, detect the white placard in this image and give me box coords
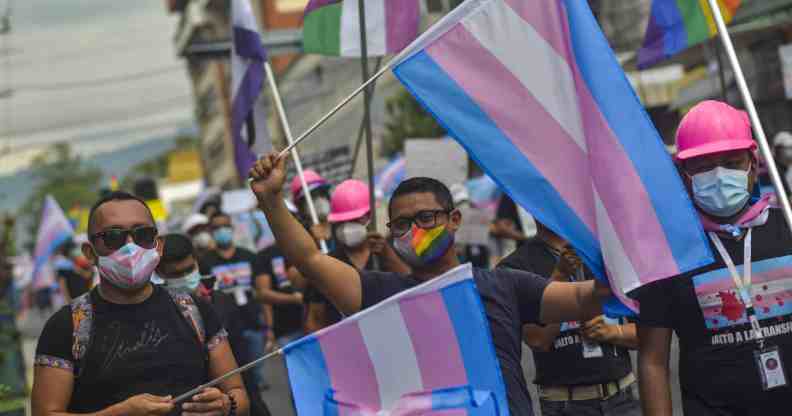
[781,44,792,100]
[405,139,468,189]
[221,188,258,215]
[455,205,493,246]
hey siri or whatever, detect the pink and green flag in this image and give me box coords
[302,0,421,57]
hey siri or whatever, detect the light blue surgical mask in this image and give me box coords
[163,269,202,293]
[213,226,234,248]
[691,166,751,218]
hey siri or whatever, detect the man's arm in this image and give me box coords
[580,318,639,349]
[250,154,362,314]
[638,325,674,416]
[254,274,302,305]
[32,367,172,416]
[539,279,608,324]
[183,340,249,416]
[304,302,327,334]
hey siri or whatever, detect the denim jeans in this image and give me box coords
[242,329,266,388]
[539,388,641,416]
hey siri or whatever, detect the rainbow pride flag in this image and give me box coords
[638,0,742,68]
[390,0,714,315]
[284,264,507,415]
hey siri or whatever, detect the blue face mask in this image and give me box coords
[163,269,202,293]
[213,227,234,248]
[691,166,751,218]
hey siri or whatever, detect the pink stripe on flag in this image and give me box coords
[304,0,340,16]
[386,0,420,53]
[425,25,597,233]
[319,322,381,414]
[506,0,678,279]
[399,292,467,390]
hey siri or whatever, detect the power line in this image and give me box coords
[4,65,183,92]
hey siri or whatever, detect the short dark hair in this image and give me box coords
[388,177,454,218]
[88,191,154,235]
[160,233,195,265]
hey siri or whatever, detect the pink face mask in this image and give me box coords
[97,242,160,290]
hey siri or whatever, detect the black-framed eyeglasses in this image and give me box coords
[387,209,451,238]
[90,226,158,251]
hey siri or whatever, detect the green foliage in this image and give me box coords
[381,88,446,159]
[20,142,102,247]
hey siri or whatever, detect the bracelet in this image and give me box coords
[226,393,237,416]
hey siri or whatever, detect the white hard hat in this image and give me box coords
[774,131,792,148]
[181,213,209,234]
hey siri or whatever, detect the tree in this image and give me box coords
[381,88,446,159]
[20,142,102,246]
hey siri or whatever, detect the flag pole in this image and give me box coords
[265,61,329,253]
[276,62,392,159]
[356,0,379,238]
[706,0,792,235]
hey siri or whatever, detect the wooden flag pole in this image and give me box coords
[356,0,379,237]
[265,61,329,253]
[706,0,792,235]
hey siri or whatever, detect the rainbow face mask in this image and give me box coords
[392,224,454,268]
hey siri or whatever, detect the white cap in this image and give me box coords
[775,131,792,148]
[450,183,470,205]
[181,213,209,234]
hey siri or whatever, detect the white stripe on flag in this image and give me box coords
[341,0,387,57]
[462,1,587,152]
[358,302,423,409]
[593,189,640,308]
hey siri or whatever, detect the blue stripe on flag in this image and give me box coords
[441,280,509,416]
[563,0,713,273]
[284,336,337,416]
[32,233,72,286]
[652,0,688,57]
[394,51,603,274]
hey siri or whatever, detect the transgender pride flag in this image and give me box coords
[31,196,74,289]
[284,264,507,416]
[232,0,272,181]
[391,0,713,314]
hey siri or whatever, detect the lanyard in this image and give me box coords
[709,229,765,346]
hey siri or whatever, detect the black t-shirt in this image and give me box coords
[253,246,303,338]
[360,267,549,416]
[305,248,374,327]
[58,269,91,299]
[200,248,261,330]
[35,285,225,413]
[498,239,632,386]
[496,195,523,233]
[637,209,792,410]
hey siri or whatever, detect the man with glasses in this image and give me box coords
[249,154,611,416]
[32,191,249,416]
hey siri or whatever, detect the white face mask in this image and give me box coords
[335,222,368,248]
[314,198,331,219]
[162,269,202,293]
[192,231,213,249]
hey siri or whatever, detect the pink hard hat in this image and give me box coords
[328,180,370,223]
[675,100,757,161]
[290,170,330,202]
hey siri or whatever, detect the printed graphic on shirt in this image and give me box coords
[694,255,792,345]
[271,257,291,289]
[211,262,253,291]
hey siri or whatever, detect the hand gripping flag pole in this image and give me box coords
[705,0,792,236]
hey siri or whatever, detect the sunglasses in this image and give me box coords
[90,226,158,251]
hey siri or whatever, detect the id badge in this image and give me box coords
[754,345,788,390]
[233,287,249,306]
[582,339,604,359]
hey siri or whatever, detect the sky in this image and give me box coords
[0,0,195,176]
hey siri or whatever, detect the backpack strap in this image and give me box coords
[165,288,206,345]
[70,291,93,377]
